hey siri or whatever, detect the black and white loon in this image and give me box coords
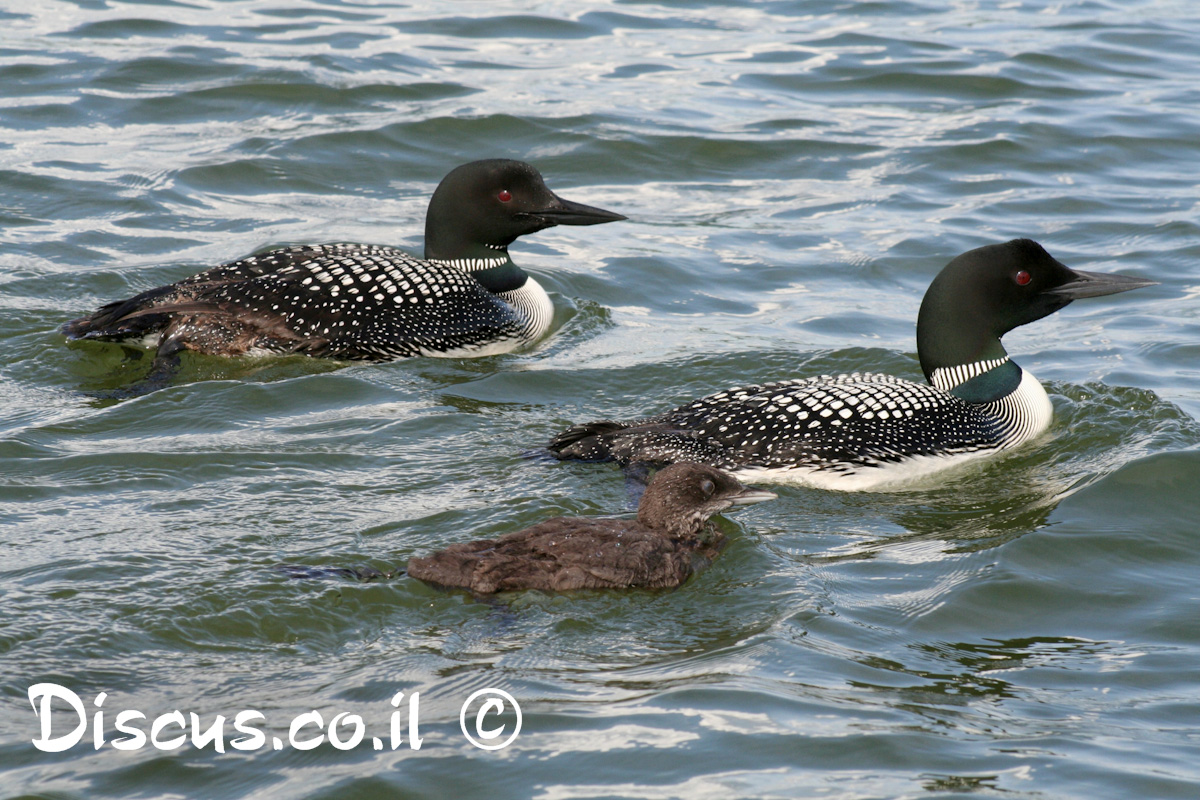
[63,159,625,368]
[548,239,1156,490]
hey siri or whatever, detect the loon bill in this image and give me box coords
[63,159,626,374]
[548,239,1156,490]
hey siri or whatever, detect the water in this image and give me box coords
[3,0,1200,797]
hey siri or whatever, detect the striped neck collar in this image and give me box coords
[430,252,527,294]
[428,252,510,274]
[930,356,1011,392]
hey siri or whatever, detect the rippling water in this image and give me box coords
[3,1,1200,797]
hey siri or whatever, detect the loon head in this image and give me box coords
[637,463,776,539]
[916,238,1156,383]
[423,159,626,264]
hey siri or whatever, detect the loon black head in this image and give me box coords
[423,159,626,265]
[916,238,1156,383]
[637,463,776,539]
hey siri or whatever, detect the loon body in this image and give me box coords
[549,240,1155,490]
[407,463,775,594]
[63,159,624,366]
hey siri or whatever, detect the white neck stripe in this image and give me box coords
[428,256,510,273]
[931,356,1010,392]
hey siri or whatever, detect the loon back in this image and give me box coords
[64,244,545,360]
[549,371,1053,490]
[63,159,624,368]
[549,240,1155,490]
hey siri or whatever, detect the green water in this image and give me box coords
[3,1,1200,797]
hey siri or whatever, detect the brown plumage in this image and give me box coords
[407,463,775,594]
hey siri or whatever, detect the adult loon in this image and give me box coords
[548,239,1156,490]
[63,159,625,368]
[407,463,775,594]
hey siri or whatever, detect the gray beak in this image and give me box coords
[726,486,778,507]
[1045,268,1157,300]
[533,193,627,227]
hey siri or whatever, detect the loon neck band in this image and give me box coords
[428,254,510,273]
[932,357,1023,403]
[429,252,527,294]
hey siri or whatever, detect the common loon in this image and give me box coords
[548,239,1156,490]
[63,159,625,369]
[407,463,775,593]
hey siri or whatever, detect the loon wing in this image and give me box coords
[409,519,696,593]
[552,373,1007,471]
[64,244,524,360]
[186,249,522,359]
[62,244,382,341]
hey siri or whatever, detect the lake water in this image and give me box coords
[3,1,1199,797]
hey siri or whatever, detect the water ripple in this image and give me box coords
[4,1,1200,797]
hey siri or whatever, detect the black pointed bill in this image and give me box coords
[1045,269,1158,300]
[531,193,627,227]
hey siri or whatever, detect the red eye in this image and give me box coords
[497,190,512,203]
[1015,270,1031,286]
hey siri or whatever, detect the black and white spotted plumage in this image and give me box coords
[549,240,1154,489]
[68,244,549,360]
[550,369,1052,489]
[63,159,624,367]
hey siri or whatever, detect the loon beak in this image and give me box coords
[531,193,627,227]
[725,486,778,507]
[1045,268,1158,300]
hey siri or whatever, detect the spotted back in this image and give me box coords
[178,244,527,359]
[632,373,1014,473]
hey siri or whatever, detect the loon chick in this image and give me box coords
[63,159,625,368]
[549,239,1156,490]
[407,463,775,594]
